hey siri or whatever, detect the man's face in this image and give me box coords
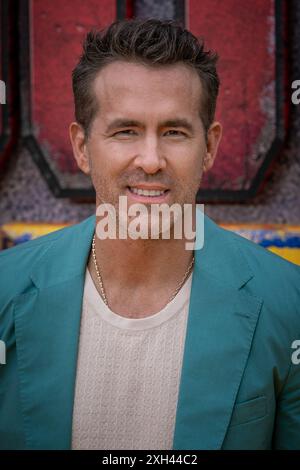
[71,60,221,229]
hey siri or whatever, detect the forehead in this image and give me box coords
[92,61,203,120]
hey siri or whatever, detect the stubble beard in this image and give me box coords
[91,169,202,243]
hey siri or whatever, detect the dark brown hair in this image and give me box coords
[72,18,219,138]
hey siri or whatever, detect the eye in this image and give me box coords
[165,130,186,137]
[113,129,137,136]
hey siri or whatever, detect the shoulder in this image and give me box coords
[226,225,300,285]
[205,214,300,279]
[215,221,300,325]
[0,216,94,303]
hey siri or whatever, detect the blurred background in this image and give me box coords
[0,0,299,264]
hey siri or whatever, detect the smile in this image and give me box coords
[126,186,170,202]
[129,187,168,197]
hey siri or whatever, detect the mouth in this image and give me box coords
[126,186,170,202]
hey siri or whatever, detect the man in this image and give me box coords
[0,18,300,450]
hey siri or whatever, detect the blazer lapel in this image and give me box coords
[13,215,96,449]
[172,212,263,450]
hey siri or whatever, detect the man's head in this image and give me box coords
[72,18,220,140]
[70,18,222,232]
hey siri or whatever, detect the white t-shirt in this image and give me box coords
[71,267,193,450]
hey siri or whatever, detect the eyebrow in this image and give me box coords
[105,118,195,134]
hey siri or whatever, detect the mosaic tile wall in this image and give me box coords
[0,0,299,226]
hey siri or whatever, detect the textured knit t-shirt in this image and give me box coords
[71,266,193,450]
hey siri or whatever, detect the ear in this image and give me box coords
[203,121,222,172]
[69,122,91,175]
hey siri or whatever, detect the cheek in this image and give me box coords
[183,166,203,191]
[174,149,203,184]
[94,141,134,173]
[168,138,205,164]
[89,142,118,178]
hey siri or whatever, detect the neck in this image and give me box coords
[93,235,194,285]
[88,204,196,316]
[91,202,197,286]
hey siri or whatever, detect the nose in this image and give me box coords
[133,135,166,174]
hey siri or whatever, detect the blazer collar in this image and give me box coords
[30,214,96,289]
[13,211,262,449]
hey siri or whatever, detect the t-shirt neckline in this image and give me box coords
[84,267,193,331]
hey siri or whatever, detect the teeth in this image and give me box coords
[130,187,166,196]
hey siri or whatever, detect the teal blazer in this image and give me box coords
[0,214,300,450]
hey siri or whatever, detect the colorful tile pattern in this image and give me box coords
[1,222,300,266]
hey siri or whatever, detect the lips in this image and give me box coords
[126,186,170,202]
[129,187,167,197]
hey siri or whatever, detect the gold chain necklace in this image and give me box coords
[91,234,194,308]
